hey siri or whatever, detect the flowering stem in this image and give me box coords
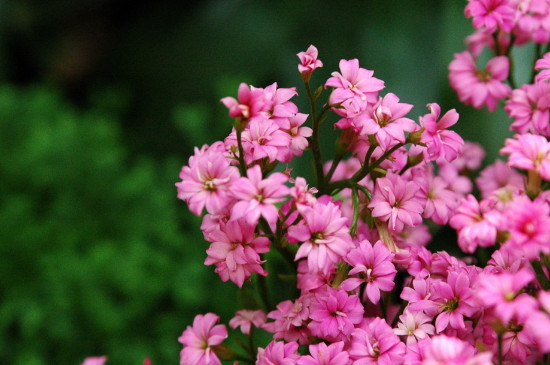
[391,300,408,328]
[497,332,503,365]
[235,127,248,175]
[532,44,543,83]
[526,170,541,199]
[304,81,325,188]
[350,187,361,238]
[324,151,346,190]
[532,258,550,290]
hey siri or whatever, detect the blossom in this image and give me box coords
[340,240,397,304]
[449,194,498,253]
[264,295,312,345]
[368,172,425,233]
[476,268,537,323]
[503,198,550,259]
[298,342,350,365]
[288,200,353,273]
[464,0,516,33]
[448,51,511,111]
[82,357,108,365]
[325,59,385,117]
[505,82,550,136]
[419,173,461,225]
[229,309,266,335]
[356,92,417,149]
[500,132,550,180]
[176,142,239,216]
[179,313,228,365]
[297,45,323,81]
[419,103,464,164]
[307,285,364,342]
[535,52,550,83]
[221,83,265,123]
[204,218,270,287]
[421,334,493,365]
[231,165,289,230]
[256,341,300,365]
[349,317,406,365]
[475,159,524,199]
[394,310,435,346]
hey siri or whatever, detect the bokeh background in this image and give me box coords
[0,0,519,363]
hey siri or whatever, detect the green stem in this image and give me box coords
[350,187,361,238]
[236,128,248,175]
[305,81,325,189]
[497,332,503,365]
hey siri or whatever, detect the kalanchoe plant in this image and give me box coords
[84,2,550,364]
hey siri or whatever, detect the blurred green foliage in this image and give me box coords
[0,84,239,364]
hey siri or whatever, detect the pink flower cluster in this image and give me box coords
[164,15,550,365]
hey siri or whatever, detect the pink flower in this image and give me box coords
[264,295,312,345]
[505,82,550,136]
[231,165,289,230]
[448,51,511,111]
[82,357,107,365]
[298,342,350,365]
[307,285,364,342]
[221,83,265,123]
[419,103,464,164]
[535,52,550,83]
[368,172,425,233]
[297,45,323,81]
[503,198,550,259]
[476,268,537,323]
[204,218,270,287]
[475,159,524,199]
[176,142,239,216]
[394,310,435,346]
[349,317,406,365]
[256,341,300,365]
[229,309,266,335]
[179,313,228,365]
[325,59,385,117]
[421,335,493,365]
[340,240,397,304]
[449,194,498,253]
[500,133,550,180]
[429,270,478,333]
[419,173,461,225]
[288,200,353,273]
[464,0,516,33]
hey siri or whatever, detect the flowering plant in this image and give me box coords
[86,1,550,364]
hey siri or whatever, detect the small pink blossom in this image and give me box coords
[449,194,498,253]
[349,317,406,365]
[449,51,511,111]
[297,45,323,81]
[325,59,385,117]
[288,200,353,273]
[307,285,364,342]
[256,340,300,365]
[421,334,493,365]
[505,82,550,136]
[340,240,397,304]
[476,268,537,323]
[394,310,435,346]
[82,357,108,365]
[368,172,425,233]
[535,52,550,83]
[419,103,464,164]
[464,0,516,33]
[264,295,312,345]
[231,165,289,230]
[179,313,228,365]
[176,142,239,216]
[500,132,550,180]
[204,218,270,287]
[229,309,266,335]
[298,341,350,365]
[475,159,524,199]
[221,83,265,122]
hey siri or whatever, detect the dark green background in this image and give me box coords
[0,0,520,363]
